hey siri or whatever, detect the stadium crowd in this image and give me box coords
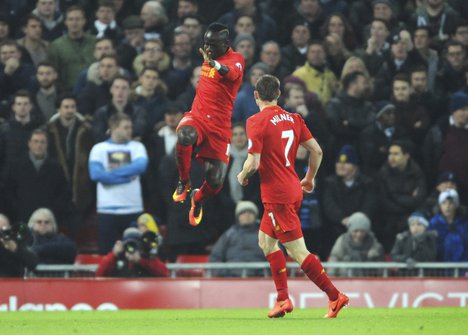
[0,0,468,277]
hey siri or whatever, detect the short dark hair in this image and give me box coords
[206,22,229,39]
[37,60,56,71]
[392,73,410,85]
[65,5,86,19]
[390,140,413,155]
[445,40,464,53]
[452,19,468,35]
[140,66,159,76]
[95,37,115,47]
[29,128,48,141]
[255,74,280,102]
[97,0,115,10]
[108,113,131,129]
[0,39,19,51]
[342,71,365,91]
[371,18,390,31]
[55,92,77,109]
[13,89,31,103]
[409,64,428,75]
[99,53,119,65]
[111,74,131,87]
[22,14,41,28]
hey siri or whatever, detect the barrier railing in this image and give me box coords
[26,262,468,279]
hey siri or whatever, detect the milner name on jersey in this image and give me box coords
[270,113,295,126]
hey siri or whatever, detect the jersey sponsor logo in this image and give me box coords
[200,64,216,78]
[235,62,243,72]
[270,114,295,126]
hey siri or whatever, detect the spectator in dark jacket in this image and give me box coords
[0,40,36,103]
[391,212,437,266]
[0,90,43,180]
[423,91,468,203]
[96,227,169,277]
[322,145,378,242]
[28,208,76,264]
[5,129,74,226]
[93,75,147,142]
[429,189,468,262]
[78,54,120,116]
[130,66,169,131]
[281,21,310,74]
[0,213,38,277]
[326,71,375,158]
[391,73,430,147]
[436,41,466,97]
[360,101,410,177]
[377,140,427,251]
[373,30,427,100]
[209,201,265,277]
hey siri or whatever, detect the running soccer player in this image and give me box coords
[172,22,244,227]
[237,74,349,318]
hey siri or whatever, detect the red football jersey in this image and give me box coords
[247,105,313,204]
[190,48,244,138]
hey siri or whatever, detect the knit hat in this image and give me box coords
[122,15,144,30]
[375,100,396,119]
[248,62,270,76]
[407,212,429,227]
[347,212,371,232]
[449,91,468,113]
[437,171,457,185]
[336,145,359,165]
[235,201,259,217]
[122,227,142,243]
[233,33,255,49]
[438,189,460,207]
[137,213,159,234]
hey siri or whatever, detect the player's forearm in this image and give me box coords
[303,140,323,181]
[240,154,259,179]
[209,60,229,76]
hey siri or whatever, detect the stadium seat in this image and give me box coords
[175,254,209,277]
[74,254,103,265]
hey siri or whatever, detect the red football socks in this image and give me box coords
[266,250,289,301]
[176,143,192,182]
[194,181,221,203]
[301,254,339,301]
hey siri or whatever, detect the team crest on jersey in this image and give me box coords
[235,62,243,72]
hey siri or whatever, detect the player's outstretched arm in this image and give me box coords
[300,138,323,193]
[237,152,261,186]
[199,47,230,76]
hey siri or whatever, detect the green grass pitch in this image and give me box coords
[0,308,465,335]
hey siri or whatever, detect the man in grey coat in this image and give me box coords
[209,201,265,277]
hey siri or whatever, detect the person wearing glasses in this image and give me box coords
[28,208,77,264]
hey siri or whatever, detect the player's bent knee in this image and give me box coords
[177,126,197,146]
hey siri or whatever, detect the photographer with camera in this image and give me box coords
[96,227,168,277]
[0,213,38,277]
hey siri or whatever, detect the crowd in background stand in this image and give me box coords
[0,0,468,276]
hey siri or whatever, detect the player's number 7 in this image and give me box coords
[281,130,294,167]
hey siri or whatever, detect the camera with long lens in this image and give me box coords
[141,231,161,257]
[0,224,32,246]
[123,240,140,254]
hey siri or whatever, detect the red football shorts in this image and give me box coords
[260,201,303,243]
[177,112,231,165]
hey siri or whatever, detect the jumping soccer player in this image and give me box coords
[172,22,244,226]
[237,74,349,318]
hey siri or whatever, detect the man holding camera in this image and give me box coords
[0,213,38,277]
[96,227,168,277]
